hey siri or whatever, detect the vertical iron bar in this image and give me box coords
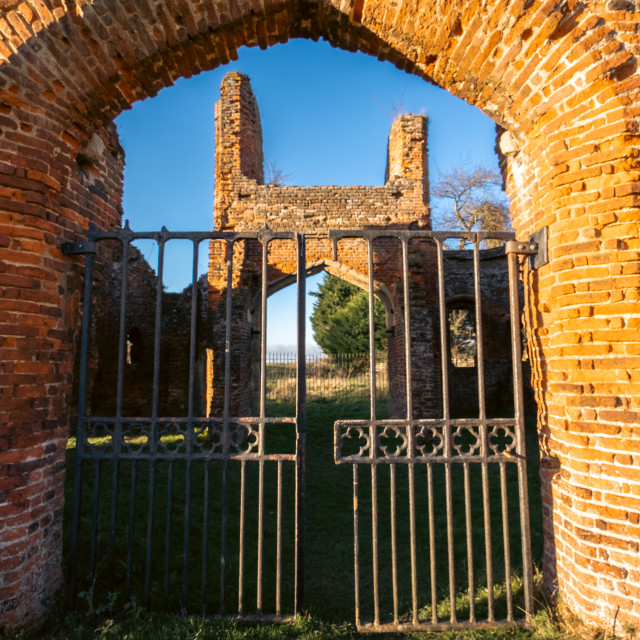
[163,461,174,609]
[276,460,283,616]
[257,450,264,614]
[402,237,419,625]
[463,462,475,622]
[435,238,450,424]
[182,241,200,607]
[500,461,513,622]
[481,460,494,620]
[256,236,269,614]
[108,457,119,585]
[367,238,380,627]
[353,464,361,628]
[110,239,130,578]
[114,239,130,418]
[145,236,165,609]
[436,240,456,623]
[67,248,95,607]
[220,239,235,615]
[89,459,101,582]
[390,464,399,625]
[427,464,437,624]
[201,459,210,616]
[126,460,137,599]
[508,251,534,619]
[445,460,456,622]
[238,459,246,614]
[295,233,307,614]
[473,241,487,419]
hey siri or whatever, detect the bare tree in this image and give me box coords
[432,164,511,248]
[264,159,292,186]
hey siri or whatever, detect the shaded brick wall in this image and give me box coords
[87,245,209,419]
[1,1,640,634]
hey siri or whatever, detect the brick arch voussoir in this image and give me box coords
[1,1,633,170]
[0,0,431,137]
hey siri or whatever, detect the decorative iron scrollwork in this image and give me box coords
[378,424,408,459]
[230,423,259,455]
[341,424,371,459]
[452,425,480,457]
[121,422,151,454]
[84,422,113,454]
[488,425,516,456]
[415,425,444,457]
[193,422,218,453]
[157,422,187,454]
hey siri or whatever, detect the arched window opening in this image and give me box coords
[126,326,143,365]
[448,306,476,368]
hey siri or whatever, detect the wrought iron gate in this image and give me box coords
[64,225,537,630]
[66,227,306,620]
[331,229,535,632]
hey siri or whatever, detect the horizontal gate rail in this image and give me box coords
[334,418,524,464]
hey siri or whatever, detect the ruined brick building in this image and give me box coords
[2,1,640,636]
[89,72,520,424]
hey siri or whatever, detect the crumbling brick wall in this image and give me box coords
[208,72,439,418]
[87,244,209,419]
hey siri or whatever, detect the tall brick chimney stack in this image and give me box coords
[214,72,264,228]
[385,114,430,219]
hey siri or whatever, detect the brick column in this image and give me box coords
[505,94,640,631]
[0,102,124,633]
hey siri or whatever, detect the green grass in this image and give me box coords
[41,606,572,640]
[41,398,564,640]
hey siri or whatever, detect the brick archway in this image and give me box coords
[2,1,640,634]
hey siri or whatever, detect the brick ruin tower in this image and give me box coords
[86,72,519,425]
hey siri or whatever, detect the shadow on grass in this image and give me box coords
[58,398,545,639]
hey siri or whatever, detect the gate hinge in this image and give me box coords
[505,226,548,269]
[62,240,97,255]
[505,240,537,255]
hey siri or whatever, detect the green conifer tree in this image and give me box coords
[310,274,387,355]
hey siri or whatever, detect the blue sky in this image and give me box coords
[115,39,502,351]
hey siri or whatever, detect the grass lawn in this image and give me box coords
[33,398,574,640]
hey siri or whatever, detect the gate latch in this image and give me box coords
[505,226,548,269]
[62,240,97,255]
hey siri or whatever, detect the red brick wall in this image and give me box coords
[1,1,640,634]
[0,115,124,632]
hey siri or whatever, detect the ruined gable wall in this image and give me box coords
[208,72,437,418]
[213,72,430,234]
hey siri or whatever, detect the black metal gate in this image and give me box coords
[64,225,536,630]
